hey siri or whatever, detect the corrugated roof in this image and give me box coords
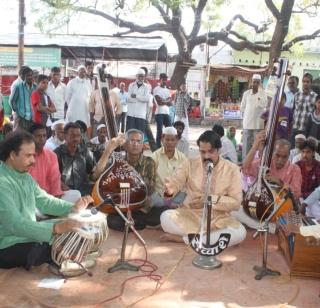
[0,33,168,61]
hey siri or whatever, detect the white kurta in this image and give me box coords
[240,88,267,130]
[127,82,150,120]
[65,77,92,126]
[47,81,66,120]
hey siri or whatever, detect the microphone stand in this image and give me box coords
[108,205,143,273]
[92,196,145,273]
[192,164,222,270]
[252,191,289,280]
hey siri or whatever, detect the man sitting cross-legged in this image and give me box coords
[28,123,81,204]
[151,127,188,208]
[160,130,247,245]
[0,131,93,270]
[232,131,302,231]
[93,129,169,231]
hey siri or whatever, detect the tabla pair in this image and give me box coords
[50,210,108,277]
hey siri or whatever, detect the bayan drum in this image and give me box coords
[51,210,108,267]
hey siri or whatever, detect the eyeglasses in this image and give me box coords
[127,140,143,145]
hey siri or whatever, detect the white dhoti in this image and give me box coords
[160,209,247,246]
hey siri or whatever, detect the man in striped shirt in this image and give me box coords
[291,73,317,145]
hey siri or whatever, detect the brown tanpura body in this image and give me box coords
[91,65,147,213]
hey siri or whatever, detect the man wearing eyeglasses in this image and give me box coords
[93,129,169,231]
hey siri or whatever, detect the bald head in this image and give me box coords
[273,139,290,169]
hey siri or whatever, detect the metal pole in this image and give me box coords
[18,0,25,70]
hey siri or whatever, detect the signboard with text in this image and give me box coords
[223,109,242,120]
[0,46,61,67]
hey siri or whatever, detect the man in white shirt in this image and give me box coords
[289,133,306,162]
[118,82,128,133]
[153,73,172,148]
[65,65,92,128]
[285,76,299,110]
[212,124,238,164]
[45,119,65,151]
[46,67,66,121]
[240,74,267,159]
[126,68,151,134]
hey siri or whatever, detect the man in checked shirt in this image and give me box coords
[291,73,317,146]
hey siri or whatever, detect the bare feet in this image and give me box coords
[159,233,184,243]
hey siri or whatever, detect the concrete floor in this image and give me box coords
[1,228,318,307]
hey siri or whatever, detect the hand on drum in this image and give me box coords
[53,219,83,235]
[73,195,94,212]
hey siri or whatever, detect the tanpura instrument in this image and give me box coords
[91,65,147,213]
[242,58,293,221]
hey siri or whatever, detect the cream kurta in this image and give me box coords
[167,155,242,233]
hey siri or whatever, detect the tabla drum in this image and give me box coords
[51,210,108,267]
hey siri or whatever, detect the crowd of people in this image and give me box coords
[0,63,319,275]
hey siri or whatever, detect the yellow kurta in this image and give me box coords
[167,156,242,233]
[152,147,187,197]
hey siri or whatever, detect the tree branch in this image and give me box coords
[224,14,271,34]
[152,1,171,24]
[42,0,172,34]
[189,0,208,39]
[265,0,281,19]
[282,29,320,50]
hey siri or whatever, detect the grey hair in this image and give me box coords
[274,139,291,151]
[125,129,144,141]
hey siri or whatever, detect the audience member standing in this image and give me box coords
[291,73,317,144]
[285,76,299,110]
[173,121,189,156]
[305,95,320,151]
[31,75,56,128]
[174,83,192,140]
[10,67,36,131]
[240,74,267,159]
[126,68,150,134]
[47,67,66,121]
[140,66,157,152]
[118,82,128,133]
[153,73,172,148]
[65,65,92,128]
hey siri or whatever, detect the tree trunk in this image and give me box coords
[170,62,195,89]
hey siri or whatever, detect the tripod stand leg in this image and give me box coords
[108,221,139,273]
[253,265,280,280]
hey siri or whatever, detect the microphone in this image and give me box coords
[207,160,214,173]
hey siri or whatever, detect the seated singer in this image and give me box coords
[160,130,247,245]
[0,131,93,269]
[93,129,170,231]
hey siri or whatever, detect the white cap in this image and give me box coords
[97,124,106,131]
[51,119,65,130]
[162,127,177,135]
[136,68,145,76]
[77,65,86,72]
[252,74,261,81]
[295,134,306,140]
